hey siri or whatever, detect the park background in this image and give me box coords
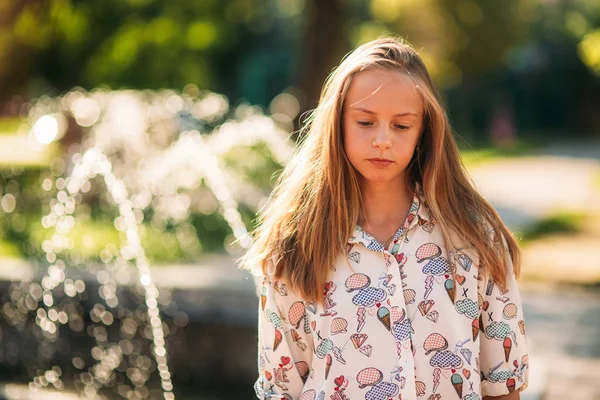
[0,0,599,399]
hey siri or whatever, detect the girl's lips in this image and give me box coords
[368,159,393,167]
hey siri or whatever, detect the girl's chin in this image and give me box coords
[358,171,405,184]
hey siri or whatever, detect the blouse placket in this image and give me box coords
[367,198,422,400]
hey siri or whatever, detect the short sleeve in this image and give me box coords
[254,258,314,399]
[478,225,530,397]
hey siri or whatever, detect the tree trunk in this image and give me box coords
[295,0,347,134]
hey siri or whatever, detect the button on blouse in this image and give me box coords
[254,186,530,400]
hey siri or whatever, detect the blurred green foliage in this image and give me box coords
[518,210,587,243]
[2,0,599,136]
[0,238,21,257]
[459,140,542,168]
[0,117,25,135]
[0,133,284,263]
[0,0,300,106]
[221,141,284,188]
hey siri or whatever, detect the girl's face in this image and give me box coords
[342,68,423,186]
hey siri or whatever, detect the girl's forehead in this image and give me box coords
[345,69,422,115]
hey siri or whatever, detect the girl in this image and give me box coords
[237,36,529,400]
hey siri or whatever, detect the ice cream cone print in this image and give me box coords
[503,337,512,362]
[472,317,480,341]
[506,377,516,393]
[325,354,332,379]
[444,279,455,302]
[274,329,283,351]
[377,306,391,331]
[451,373,463,398]
[518,319,526,335]
[261,295,266,310]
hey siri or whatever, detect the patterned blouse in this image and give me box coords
[253,186,530,400]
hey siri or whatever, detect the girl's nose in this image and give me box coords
[372,126,392,148]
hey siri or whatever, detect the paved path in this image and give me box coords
[521,286,600,400]
[469,155,600,232]
[468,140,600,399]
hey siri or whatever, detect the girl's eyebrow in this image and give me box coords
[350,106,418,117]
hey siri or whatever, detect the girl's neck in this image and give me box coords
[358,179,414,231]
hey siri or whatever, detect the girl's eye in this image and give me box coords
[357,121,410,130]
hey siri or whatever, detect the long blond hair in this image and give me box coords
[236,36,521,307]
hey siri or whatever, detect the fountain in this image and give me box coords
[0,86,298,398]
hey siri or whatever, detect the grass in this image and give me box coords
[459,140,541,168]
[0,239,23,258]
[517,210,588,244]
[0,116,56,167]
[0,137,61,167]
[519,211,600,286]
[25,216,194,264]
[0,117,27,135]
